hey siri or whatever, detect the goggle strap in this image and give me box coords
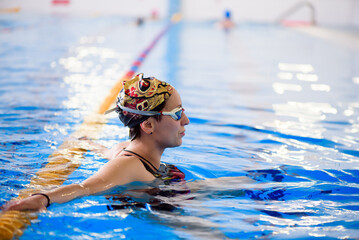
[104,107,117,115]
[118,104,160,116]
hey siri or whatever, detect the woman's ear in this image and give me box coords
[140,119,154,135]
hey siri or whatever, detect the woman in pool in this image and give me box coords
[3,73,190,211]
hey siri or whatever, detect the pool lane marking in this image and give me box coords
[0,14,181,240]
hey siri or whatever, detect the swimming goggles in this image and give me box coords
[118,104,184,121]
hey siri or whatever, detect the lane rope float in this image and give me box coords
[0,14,181,240]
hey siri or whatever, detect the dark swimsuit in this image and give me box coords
[106,149,189,212]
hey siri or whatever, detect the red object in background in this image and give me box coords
[52,0,70,5]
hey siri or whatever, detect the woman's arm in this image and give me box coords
[2,155,145,212]
[2,184,87,212]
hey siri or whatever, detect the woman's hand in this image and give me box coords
[2,195,48,212]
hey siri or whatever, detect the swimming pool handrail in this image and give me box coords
[275,1,316,25]
[0,14,182,240]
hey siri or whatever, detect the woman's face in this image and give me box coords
[152,89,189,148]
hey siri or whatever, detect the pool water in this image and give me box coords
[1,14,359,239]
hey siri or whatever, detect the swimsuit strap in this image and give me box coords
[122,149,159,176]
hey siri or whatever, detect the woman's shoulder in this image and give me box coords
[105,141,130,160]
[84,154,150,188]
[109,153,141,167]
[107,153,156,182]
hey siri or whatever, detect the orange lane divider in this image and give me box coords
[0,14,181,240]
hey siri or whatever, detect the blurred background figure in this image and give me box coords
[151,8,159,20]
[218,9,235,29]
[135,17,144,26]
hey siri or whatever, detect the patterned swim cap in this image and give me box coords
[113,73,173,128]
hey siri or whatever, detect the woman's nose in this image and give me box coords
[181,112,190,126]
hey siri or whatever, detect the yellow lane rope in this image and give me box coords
[0,7,21,14]
[0,14,181,240]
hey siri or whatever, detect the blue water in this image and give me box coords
[1,14,359,239]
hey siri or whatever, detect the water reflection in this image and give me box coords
[296,73,318,82]
[273,102,337,122]
[310,84,330,92]
[278,63,314,73]
[272,82,302,94]
[58,42,131,115]
[277,72,293,80]
[263,120,325,138]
